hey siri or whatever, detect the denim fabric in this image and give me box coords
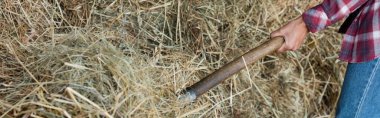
[336,58,380,118]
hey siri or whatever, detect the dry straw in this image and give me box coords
[1,0,345,117]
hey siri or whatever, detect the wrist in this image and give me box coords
[296,16,309,32]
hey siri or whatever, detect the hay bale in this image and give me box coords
[0,0,345,117]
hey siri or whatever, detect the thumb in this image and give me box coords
[270,29,283,38]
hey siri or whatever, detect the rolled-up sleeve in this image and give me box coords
[302,0,367,33]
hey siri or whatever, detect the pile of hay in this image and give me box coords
[1,0,346,117]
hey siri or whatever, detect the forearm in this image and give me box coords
[303,0,367,33]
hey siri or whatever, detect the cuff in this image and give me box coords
[302,4,331,33]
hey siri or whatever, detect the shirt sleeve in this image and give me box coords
[302,0,367,33]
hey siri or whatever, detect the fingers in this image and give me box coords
[277,37,301,53]
[271,29,288,53]
[277,40,294,53]
[277,44,287,53]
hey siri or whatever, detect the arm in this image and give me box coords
[303,0,367,32]
[272,0,368,52]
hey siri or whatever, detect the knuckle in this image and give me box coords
[286,44,295,50]
[288,46,296,51]
[296,45,301,49]
[292,46,299,51]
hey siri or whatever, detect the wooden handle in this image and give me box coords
[182,36,284,101]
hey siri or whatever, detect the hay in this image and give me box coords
[0,0,346,117]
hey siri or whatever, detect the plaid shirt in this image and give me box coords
[302,0,379,63]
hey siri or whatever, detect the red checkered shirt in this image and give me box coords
[302,0,380,63]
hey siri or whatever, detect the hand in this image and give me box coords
[271,16,309,52]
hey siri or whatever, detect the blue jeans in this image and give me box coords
[336,58,380,118]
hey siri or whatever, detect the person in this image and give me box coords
[271,0,380,117]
